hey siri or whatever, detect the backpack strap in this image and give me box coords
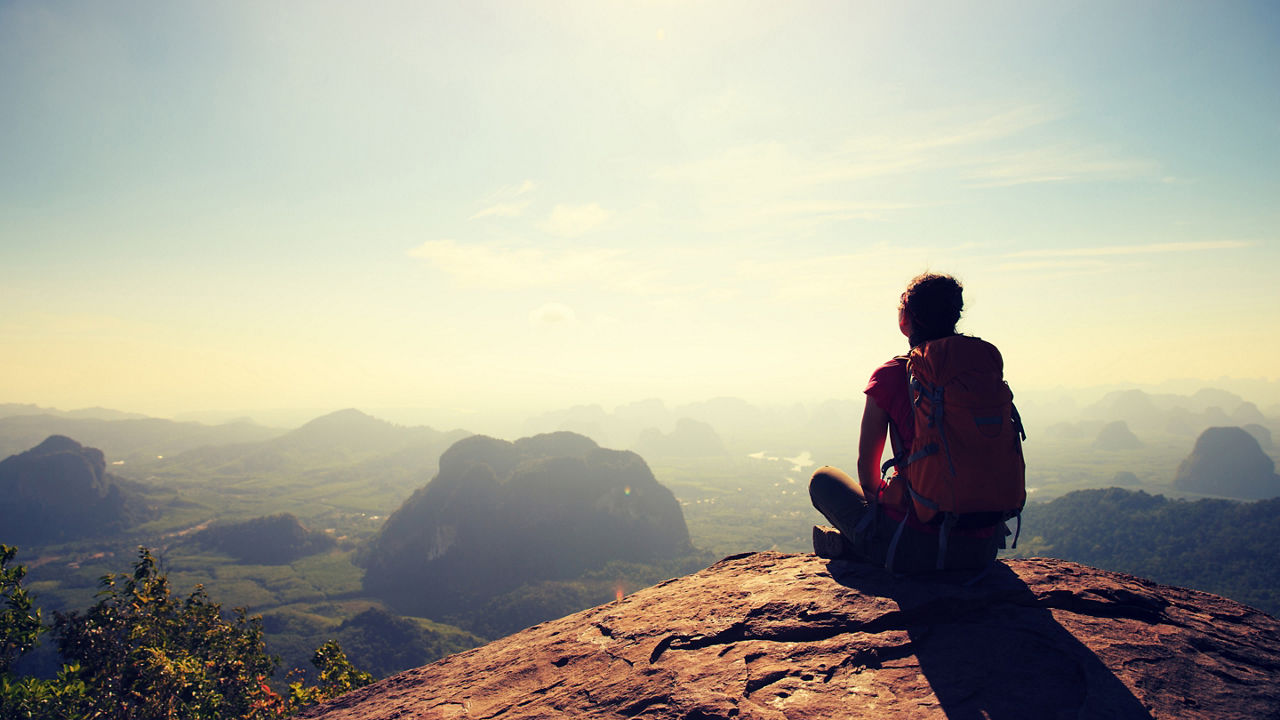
[887,473,952,571]
[915,376,957,477]
[1011,402,1027,441]
[935,513,957,570]
[884,506,910,574]
[908,363,958,477]
[852,503,877,536]
[881,422,941,476]
[878,356,913,480]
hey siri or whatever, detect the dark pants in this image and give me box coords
[809,466,999,573]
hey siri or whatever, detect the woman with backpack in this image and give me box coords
[809,272,1025,573]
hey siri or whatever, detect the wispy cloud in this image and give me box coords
[469,180,538,220]
[540,203,612,237]
[658,105,1060,194]
[408,239,626,289]
[653,143,922,234]
[415,231,1172,309]
[529,302,578,331]
[993,259,1111,273]
[965,146,1158,188]
[732,245,936,302]
[888,104,1056,153]
[409,239,769,303]
[993,240,1256,273]
[655,103,1160,233]
[470,201,532,220]
[1004,240,1255,258]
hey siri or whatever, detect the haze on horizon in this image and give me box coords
[3,1,1278,425]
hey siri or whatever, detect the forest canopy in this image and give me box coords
[1015,488,1280,616]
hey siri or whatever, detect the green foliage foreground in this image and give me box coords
[1,545,372,720]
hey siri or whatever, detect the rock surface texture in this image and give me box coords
[304,552,1280,720]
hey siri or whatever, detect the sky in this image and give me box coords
[2,0,1278,427]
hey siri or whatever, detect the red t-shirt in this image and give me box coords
[863,356,995,538]
[865,356,913,450]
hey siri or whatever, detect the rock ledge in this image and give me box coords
[305,552,1280,719]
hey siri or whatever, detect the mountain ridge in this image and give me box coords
[156,408,470,475]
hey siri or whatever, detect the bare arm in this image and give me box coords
[856,395,890,501]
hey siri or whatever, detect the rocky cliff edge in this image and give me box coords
[304,552,1280,719]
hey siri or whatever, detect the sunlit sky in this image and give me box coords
[3,1,1278,426]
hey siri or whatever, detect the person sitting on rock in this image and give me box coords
[809,272,1023,573]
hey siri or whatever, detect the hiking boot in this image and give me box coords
[812,524,849,559]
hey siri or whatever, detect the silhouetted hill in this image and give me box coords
[1091,420,1142,450]
[1243,423,1274,449]
[331,608,482,679]
[0,436,150,545]
[1191,387,1246,412]
[676,396,770,444]
[193,512,336,564]
[290,409,404,446]
[0,403,149,421]
[1085,389,1163,430]
[633,418,727,458]
[521,404,617,446]
[361,432,691,619]
[523,396,810,452]
[1109,470,1141,487]
[1173,426,1279,499]
[1082,387,1275,439]
[304,554,1280,720]
[1233,401,1267,425]
[160,409,469,477]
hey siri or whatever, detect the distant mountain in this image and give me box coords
[675,396,771,445]
[1242,423,1274,449]
[262,603,483,681]
[523,396,831,452]
[1189,388,1246,413]
[522,404,617,447]
[1109,470,1141,487]
[193,513,335,564]
[1082,388,1272,439]
[633,417,727,458]
[361,432,691,619]
[0,414,286,464]
[1044,419,1105,440]
[0,403,150,421]
[158,408,469,477]
[1084,389,1163,430]
[1232,402,1267,426]
[1091,420,1142,451]
[1173,427,1279,500]
[0,436,150,545]
[331,607,481,679]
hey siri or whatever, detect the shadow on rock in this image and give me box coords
[825,559,1155,719]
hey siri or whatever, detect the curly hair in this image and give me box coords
[900,272,963,347]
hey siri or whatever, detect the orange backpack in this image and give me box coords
[880,335,1027,570]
